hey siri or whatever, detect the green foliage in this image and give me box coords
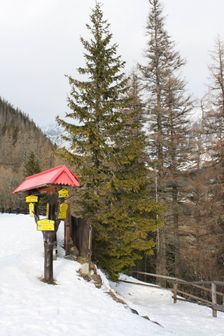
[58,3,162,279]
[23,152,41,177]
[92,74,163,279]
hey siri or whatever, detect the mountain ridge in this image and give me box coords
[0,97,56,208]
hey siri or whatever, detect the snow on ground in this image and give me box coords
[0,214,223,336]
[110,276,224,336]
[0,214,166,336]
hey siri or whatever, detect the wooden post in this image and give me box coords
[43,193,57,283]
[173,281,178,303]
[211,282,217,317]
[64,204,71,255]
[43,232,54,283]
[53,233,57,260]
[87,224,92,266]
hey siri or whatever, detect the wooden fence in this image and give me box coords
[0,208,28,214]
[126,271,224,317]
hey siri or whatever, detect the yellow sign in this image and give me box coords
[58,203,68,220]
[29,203,35,217]
[26,195,38,203]
[58,189,69,199]
[37,219,55,231]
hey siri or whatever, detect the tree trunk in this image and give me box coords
[156,226,167,286]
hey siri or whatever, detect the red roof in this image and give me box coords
[13,165,80,193]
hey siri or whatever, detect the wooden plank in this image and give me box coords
[132,271,179,282]
[193,281,224,286]
[133,271,224,296]
[181,282,212,294]
[119,280,161,289]
[213,304,224,312]
[174,296,224,313]
[188,284,223,297]
[184,282,224,296]
[214,281,224,286]
[176,289,212,305]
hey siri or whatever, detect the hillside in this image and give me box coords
[0,97,55,209]
[0,213,223,336]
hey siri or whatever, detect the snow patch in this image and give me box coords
[0,214,223,336]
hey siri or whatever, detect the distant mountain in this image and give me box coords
[43,123,63,146]
[0,97,56,209]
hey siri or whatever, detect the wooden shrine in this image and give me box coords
[13,165,80,283]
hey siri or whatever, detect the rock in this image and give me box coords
[91,273,102,288]
[79,263,90,276]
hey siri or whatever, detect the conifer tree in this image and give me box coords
[198,39,224,273]
[23,152,41,177]
[58,4,161,279]
[94,73,162,279]
[202,38,224,164]
[200,39,224,220]
[57,2,128,222]
[139,0,192,277]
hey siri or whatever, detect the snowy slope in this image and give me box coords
[0,214,166,336]
[111,276,224,336]
[0,214,223,336]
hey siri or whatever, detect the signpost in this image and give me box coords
[37,219,55,231]
[13,165,80,284]
[26,195,38,217]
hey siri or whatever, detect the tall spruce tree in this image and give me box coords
[140,0,192,277]
[94,73,163,279]
[23,152,41,177]
[58,2,128,219]
[58,4,161,279]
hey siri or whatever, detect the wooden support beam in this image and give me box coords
[43,232,54,283]
[43,193,57,283]
[173,282,178,304]
[64,204,71,255]
[119,280,161,289]
[176,289,212,305]
[211,282,217,318]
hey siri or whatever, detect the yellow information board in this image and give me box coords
[58,203,68,220]
[58,189,69,198]
[29,203,35,217]
[26,195,38,203]
[37,219,55,231]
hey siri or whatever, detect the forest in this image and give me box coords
[1,0,224,283]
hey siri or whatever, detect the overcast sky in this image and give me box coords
[0,0,224,127]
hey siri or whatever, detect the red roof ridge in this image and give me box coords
[13,165,80,193]
[25,165,66,181]
[51,166,79,184]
